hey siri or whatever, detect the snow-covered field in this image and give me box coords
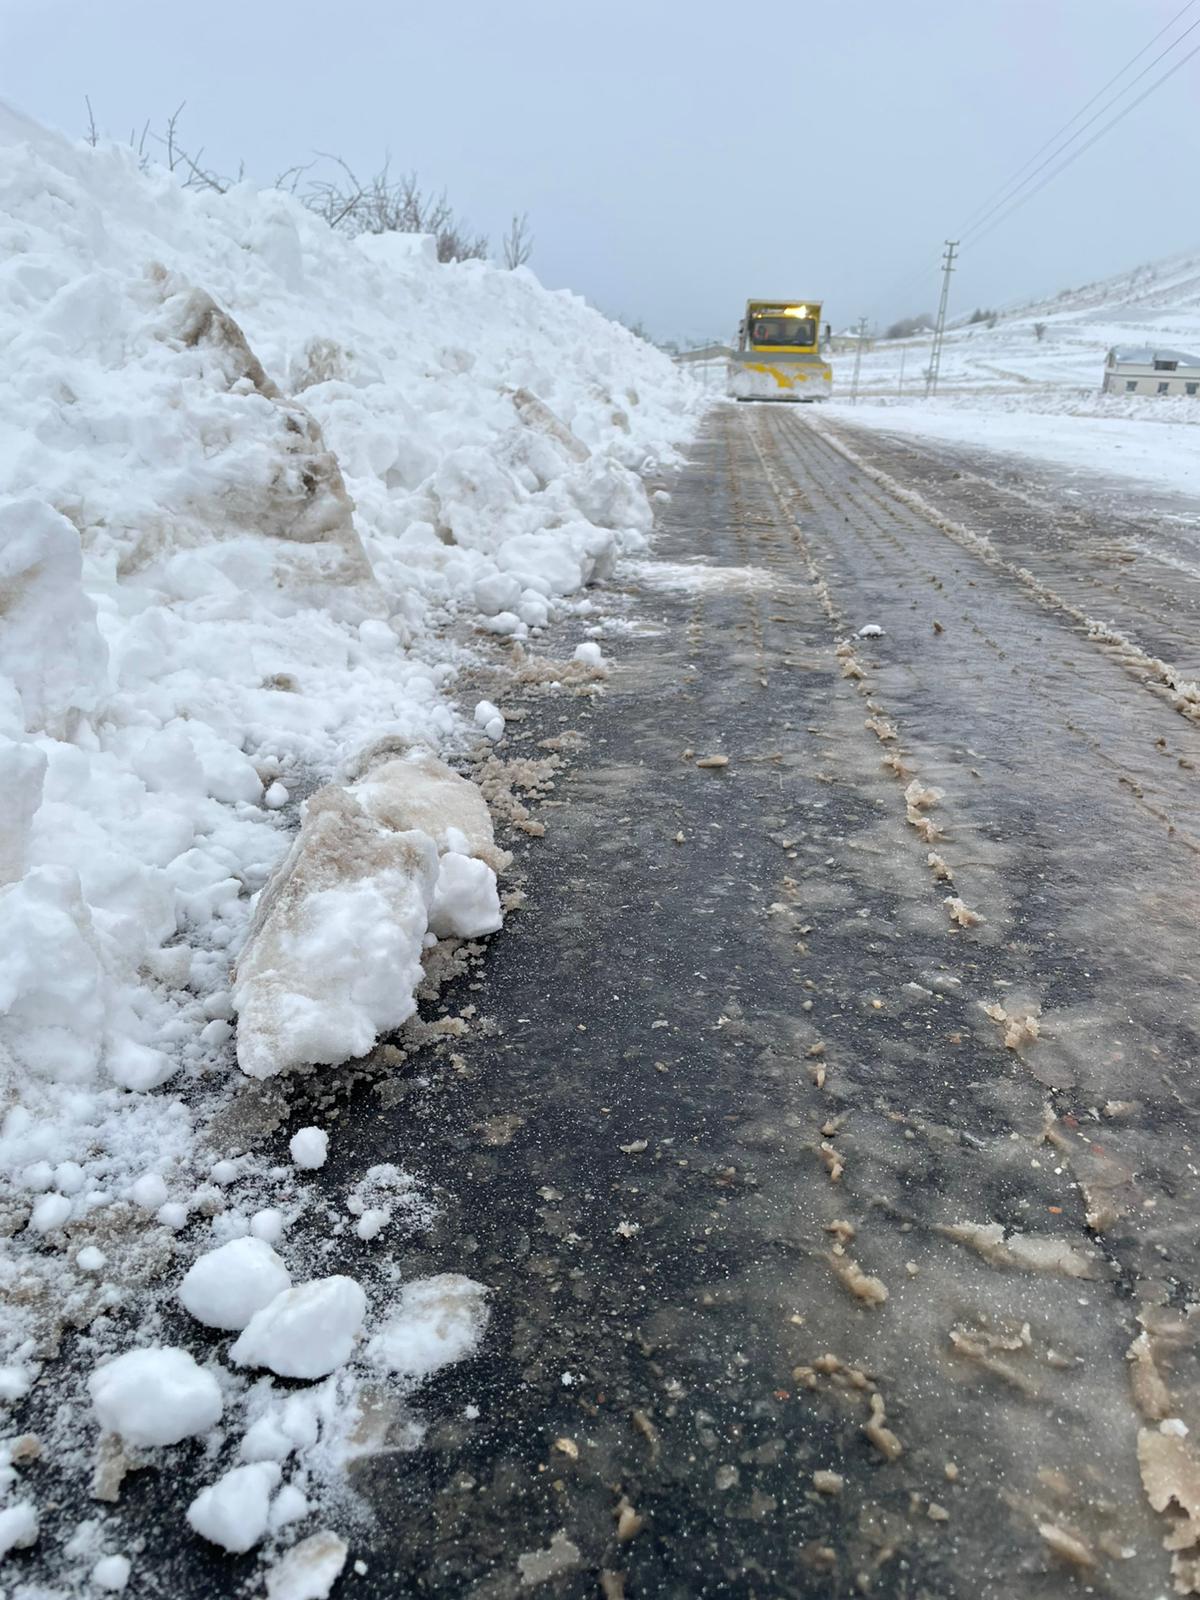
[822,251,1200,495]
[0,101,699,1588]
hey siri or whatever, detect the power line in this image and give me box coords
[963,36,1200,252]
[956,0,1197,239]
[876,0,1200,323]
[959,11,1200,248]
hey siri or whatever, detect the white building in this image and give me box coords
[1103,345,1200,397]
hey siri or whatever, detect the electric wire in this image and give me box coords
[956,0,1197,239]
[963,35,1200,252]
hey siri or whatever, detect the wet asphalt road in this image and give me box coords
[334,405,1200,1598]
[16,404,1200,1598]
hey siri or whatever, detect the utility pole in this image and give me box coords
[925,240,958,398]
[850,317,868,405]
[897,345,907,399]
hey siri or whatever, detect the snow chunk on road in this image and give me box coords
[367,1274,490,1379]
[572,640,607,670]
[474,700,505,742]
[429,854,502,939]
[91,1554,132,1592]
[0,1501,38,1557]
[229,1277,367,1378]
[289,1127,329,1170]
[233,787,439,1079]
[178,1237,292,1331]
[857,623,885,638]
[265,1531,349,1600]
[234,752,510,1076]
[88,1347,223,1446]
[187,1461,281,1553]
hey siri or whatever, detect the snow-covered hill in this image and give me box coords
[825,248,1200,495]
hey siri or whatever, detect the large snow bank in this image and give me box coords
[0,102,698,1252]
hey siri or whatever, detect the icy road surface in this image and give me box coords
[27,405,1200,1596]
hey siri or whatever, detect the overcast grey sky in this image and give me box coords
[5,0,1198,341]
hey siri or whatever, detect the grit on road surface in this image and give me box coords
[59,404,1200,1597]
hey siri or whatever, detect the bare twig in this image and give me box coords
[501,211,533,269]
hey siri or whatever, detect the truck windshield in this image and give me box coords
[751,316,816,347]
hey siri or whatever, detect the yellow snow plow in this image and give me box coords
[728,300,832,401]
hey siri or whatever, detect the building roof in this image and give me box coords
[1109,345,1200,368]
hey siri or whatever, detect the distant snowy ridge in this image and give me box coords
[0,102,698,1261]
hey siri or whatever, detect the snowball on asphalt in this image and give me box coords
[0,1501,38,1557]
[178,1237,292,1331]
[473,700,505,741]
[289,1127,328,1170]
[572,640,606,668]
[858,623,885,638]
[186,1461,281,1554]
[87,1347,223,1446]
[429,854,503,940]
[91,1554,132,1592]
[251,1208,286,1244]
[265,1531,348,1600]
[229,1277,367,1379]
[367,1274,490,1379]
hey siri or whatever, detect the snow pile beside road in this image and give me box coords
[0,102,696,1176]
[0,100,697,1568]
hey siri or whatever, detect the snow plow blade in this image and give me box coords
[727,352,832,401]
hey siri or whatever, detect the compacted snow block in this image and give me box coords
[229,1276,367,1379]
[265,1531,348,1600]
[178,1237,292,1331]
[0,497,108,738]
[88,1346,223,1446]
[187,1460,281,1553]
[233,750,507,1078]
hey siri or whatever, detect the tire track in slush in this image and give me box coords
[732,401,1200,1595]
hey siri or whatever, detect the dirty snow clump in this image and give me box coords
[265,1530,349,1600]
[229,1276,367,1379]
[88,1347,223,1446]
[367,1274,490,1379]
[178,1237,292,1331]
